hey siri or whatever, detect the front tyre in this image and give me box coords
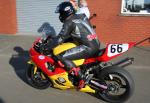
[97,66,134,103]
[26,64,52,89]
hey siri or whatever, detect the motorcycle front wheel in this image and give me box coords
[26,64,52,89]
[97,66,134,103]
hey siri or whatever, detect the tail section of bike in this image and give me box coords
[83,42,135,65]
[97,42,135,62]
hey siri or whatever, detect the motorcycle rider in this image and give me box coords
[69,0,90,19]
[45,1,101,89]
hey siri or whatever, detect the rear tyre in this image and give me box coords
[97,66,134,103]
[26,64,52,89]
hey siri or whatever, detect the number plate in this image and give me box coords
[107,44,129,57]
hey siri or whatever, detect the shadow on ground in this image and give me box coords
[0,97,5,103]
[9,46,30,84]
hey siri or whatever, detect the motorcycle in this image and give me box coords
[26,31,135,103]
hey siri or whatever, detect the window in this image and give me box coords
[121,0,150,15]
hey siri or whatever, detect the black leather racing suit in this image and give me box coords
[46,14,101,70]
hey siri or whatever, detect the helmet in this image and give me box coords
[55,2,75,22]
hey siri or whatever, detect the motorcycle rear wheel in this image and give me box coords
[26,64,52,89]
[97,66,134,103]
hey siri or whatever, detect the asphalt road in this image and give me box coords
[0,35,150,103]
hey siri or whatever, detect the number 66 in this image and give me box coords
[110,44,123,53]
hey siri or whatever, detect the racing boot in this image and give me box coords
[69,67,86,89]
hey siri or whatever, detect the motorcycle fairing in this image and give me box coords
[48,72,74,89]
[28,59,73,89]
[49,72,95,93]
[28,60,95,92]
[29,47,40,56]
[31,55,66,76]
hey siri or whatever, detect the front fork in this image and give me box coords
[27,60,37,74]
[27,60,46,79]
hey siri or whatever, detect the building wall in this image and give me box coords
[87,0,150,46]
[16,0,63,34]
[0,0,17,34]
[0,0,149,46]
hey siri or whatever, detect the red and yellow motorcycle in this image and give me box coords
[26,35,135,103]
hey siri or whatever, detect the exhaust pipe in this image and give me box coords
[113,57,134,67]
